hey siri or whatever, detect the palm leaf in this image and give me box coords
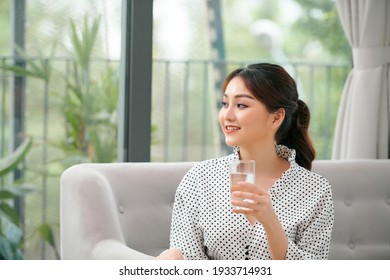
[0,137,33,177]
[39,224,60,259]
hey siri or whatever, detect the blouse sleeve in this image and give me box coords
[286,181,334,259]
[169,164,208,260]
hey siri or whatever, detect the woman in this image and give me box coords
[158,63,334,260]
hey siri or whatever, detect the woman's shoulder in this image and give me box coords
[190,153,235,172]
[296,164,332,192]
[178,154,233,190]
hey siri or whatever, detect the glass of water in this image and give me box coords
[229,160,255,210]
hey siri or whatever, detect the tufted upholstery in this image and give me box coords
[60,160,390,260]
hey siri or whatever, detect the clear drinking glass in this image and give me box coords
[229,159,256,210]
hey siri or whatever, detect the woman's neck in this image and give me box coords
[238,142,289,179]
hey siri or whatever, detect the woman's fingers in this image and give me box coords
[230,182,273,220]
[231,194,268,209]
[231,181,267,195]
[231,190,259,201]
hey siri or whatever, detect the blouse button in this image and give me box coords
[118,205,125,214]
[348,242,355,249]
[245,245,249,249]
[386,197,390,205]
[344,198,352,207]
[245,251,249,255]
[245,257,249,260]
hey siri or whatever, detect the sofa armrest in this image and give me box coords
[60,164,134,259]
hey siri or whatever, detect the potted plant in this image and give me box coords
[0,137,33,259]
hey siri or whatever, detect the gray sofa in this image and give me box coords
[60,160,390,260]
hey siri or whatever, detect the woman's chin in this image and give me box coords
[225,139,238,147]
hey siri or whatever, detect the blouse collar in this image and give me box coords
[232,144,296,163]
[231,145,299,195]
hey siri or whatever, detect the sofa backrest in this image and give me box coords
[312,160,390,259]
[61,160,390,259]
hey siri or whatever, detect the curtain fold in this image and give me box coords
[332,0,390,159]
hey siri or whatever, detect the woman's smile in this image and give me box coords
[224,125,241,134]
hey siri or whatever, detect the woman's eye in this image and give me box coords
[221,102,247,109]
[221,101,228,108]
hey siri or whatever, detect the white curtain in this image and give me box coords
[332,0,390,159]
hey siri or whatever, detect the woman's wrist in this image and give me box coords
[262,211,288,260]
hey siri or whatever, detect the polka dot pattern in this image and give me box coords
[169,145,334,260]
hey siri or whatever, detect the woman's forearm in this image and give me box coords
[262,212,288,260]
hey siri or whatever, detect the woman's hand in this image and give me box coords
[230,181,277,224]
[231,181,288,259]
[156,248,184,260]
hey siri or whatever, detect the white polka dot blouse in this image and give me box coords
[169,145,334,260]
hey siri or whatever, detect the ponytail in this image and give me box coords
[277,99,315,170]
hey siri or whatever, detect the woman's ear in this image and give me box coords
[271,108,285,128]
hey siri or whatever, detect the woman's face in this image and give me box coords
[219,76,277,148]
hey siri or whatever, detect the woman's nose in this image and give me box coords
[224,105,236,121]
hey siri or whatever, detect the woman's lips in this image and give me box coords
[225,125,241,134]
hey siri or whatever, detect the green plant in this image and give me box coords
[0,137,33,259]
[1,14,156,258]
[2,48,62,258]
[62,15,119,163]
[38,223,60,259]
[1,17,119,258]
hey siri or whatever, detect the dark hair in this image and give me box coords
[223,63,315,170]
